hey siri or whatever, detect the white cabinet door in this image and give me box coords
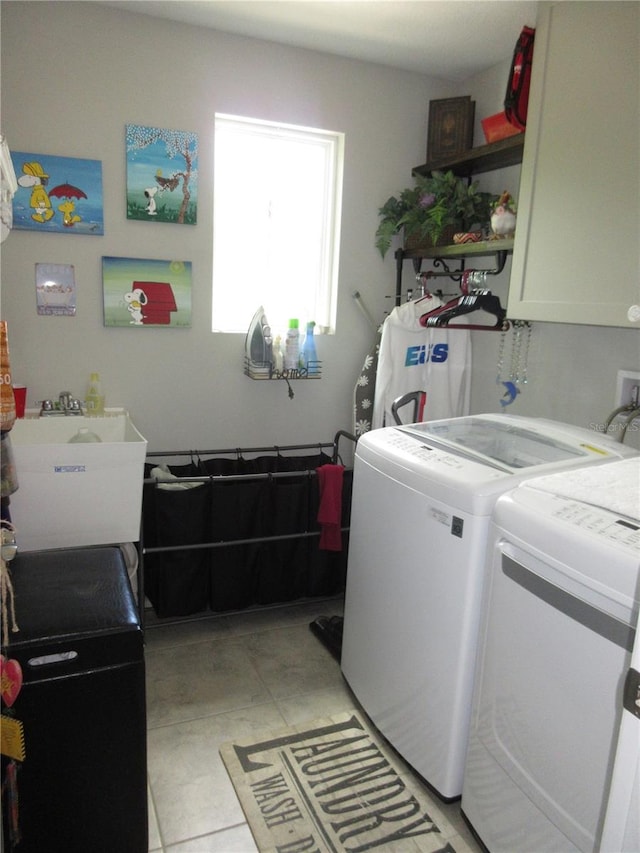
[508,1,640,327]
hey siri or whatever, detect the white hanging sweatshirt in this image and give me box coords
[372,297,471,429]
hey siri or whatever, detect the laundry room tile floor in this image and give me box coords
[144,599,482,852]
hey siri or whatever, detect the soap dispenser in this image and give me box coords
[85,372,105,416]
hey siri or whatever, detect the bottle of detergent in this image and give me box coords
[273,335,284,373]
[300,321,318,374]
[85,372,105,416]
[284,319,300,370]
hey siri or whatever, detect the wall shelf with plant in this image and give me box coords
[377,138,523,302]
[375,170,498,259]
[398,237,514,261]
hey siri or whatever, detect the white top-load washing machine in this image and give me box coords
[461,457,640,853]
[340,414,638,801]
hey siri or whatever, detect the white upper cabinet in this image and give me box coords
[508,1,640,327]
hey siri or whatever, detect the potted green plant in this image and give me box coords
[375,170,497,258]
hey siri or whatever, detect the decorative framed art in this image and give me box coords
[12,153,104,235]
[36,263,77,316]
[102,256,192,328]
[125,124,198,224]
[426,97,475,163]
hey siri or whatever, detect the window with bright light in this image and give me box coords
[212,114,344,334]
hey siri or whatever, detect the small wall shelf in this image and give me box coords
[244,357,322,381]
[394,136,523,302]
[412,135,524,179]
[395,238,513,298]
[398,237,514,262]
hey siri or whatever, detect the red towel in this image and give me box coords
[316,464,344,551]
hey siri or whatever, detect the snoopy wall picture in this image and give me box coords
[126,124,198,224]
[12,152,104,234]
[102,256,193,328]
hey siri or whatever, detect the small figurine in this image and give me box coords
[490,191,517,239]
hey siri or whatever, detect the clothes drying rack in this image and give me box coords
[138,430,357,628]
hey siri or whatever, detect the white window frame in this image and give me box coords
[212,114,344,334]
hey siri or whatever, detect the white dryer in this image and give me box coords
[462,457,640,852]
[341,414,638,801]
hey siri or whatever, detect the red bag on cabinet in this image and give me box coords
[504,26,536,131]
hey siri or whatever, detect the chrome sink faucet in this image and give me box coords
[40,392,84,416]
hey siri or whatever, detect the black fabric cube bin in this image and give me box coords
[1,547,147,853]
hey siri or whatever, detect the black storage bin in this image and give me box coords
[1,547,147,853]
[256,474,314,605]
[142,449,352,617]
[208,476,271,611]
[143,471,212,617]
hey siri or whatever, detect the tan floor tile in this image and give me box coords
[147,704,285,847]
[223,597,342,636]
[276,680,361,726]
[144,613,233,650]
[147,785,163,850]
[241,622,345,699]
[146,636,272,728]
[164,823,257,851]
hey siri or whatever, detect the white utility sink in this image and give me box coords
[8,408,147,552]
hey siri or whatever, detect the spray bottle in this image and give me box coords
[300,321,318,374]
[284,319,300,370]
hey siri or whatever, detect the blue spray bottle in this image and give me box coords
[300,321,318,374]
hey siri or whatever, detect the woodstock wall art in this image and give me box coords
[125,124,198,224]
[12,152,104,235]
[102,256,192,328]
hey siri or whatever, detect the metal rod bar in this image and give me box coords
[332,429,357,462]
[146,431,356,469]
[143,526,350,555]
[352,290,379,332]
[146,441,335,458]
[143,593,344,631]
[145,469,319,485]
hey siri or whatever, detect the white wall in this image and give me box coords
[2,1,638,456]
[0,1,455,454]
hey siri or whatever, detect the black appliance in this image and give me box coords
[1,546,147,852]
